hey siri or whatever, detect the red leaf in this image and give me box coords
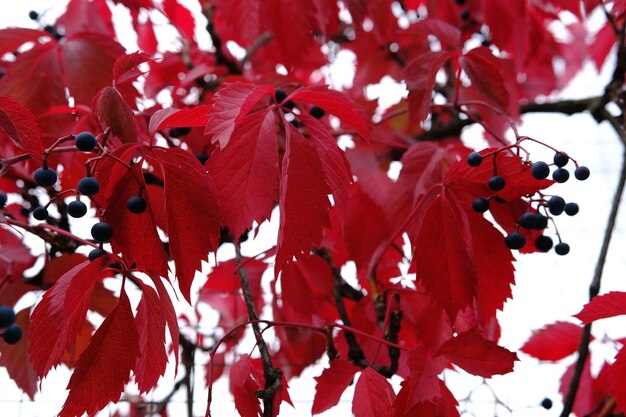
[436,329,517,377]
[403,344,444,408]
[113,52,151,85]
[134,282,168,394]
[0,28,50,55]
[560,355,594,417]
[205,83,274,148]
[149,105,212,134]
[407,19,461,50]
[229,355,262,417]
[521,321,586,361]
[0,96,44,162]
[208,109,279,239]
[150,147,220,302]
[59,291,140,417]
[276,125,331,272]
[352,367,396,417]
[459,47,509,111]
[57,0,115,38]
[312,359,360,415]
[574,292,626,323]
[289,86,372,140]
[150,273,180,373]
[405,50,451,124]
[0,309,37,399]
[394,379,459,417]
[29,256,113,377]
[97,86,137,143]
[163,0,196,40]
[412,188,476,320]
[611,348,626,410]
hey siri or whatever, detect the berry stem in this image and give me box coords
[5,218,98,248]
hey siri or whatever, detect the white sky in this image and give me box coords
[1,2,626,417]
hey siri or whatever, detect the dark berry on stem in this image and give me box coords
[531,161,550,180]
[2,324,22,344]
[552,168,570,183]
[555,242,570,255]
[553,152,569,167]
[505,231,526,250]
[460,9,470,19]
[127,195,147,214]
[565,202,579,216]
[309,106,325,119]
[34,167,57,187]
[535,236,553,252]
[33,207,48,220]
[68,200,87,218]
[466,152,483,167]
[472,197,490,213]
[481,39,491,47]
[171,127,191,137]
[275,88,287,103]
[91,222,113,242]
[518,212,538,229]
[455,0,467,4]
[488,175,505,191]
[534,214,548,230]
[74,131,97,151]
[196,153,209,165]
[548,196,566,215]
[575,166,590,180]
[88,248,107,262]
[0,306,15,328]
[541,398,553,410]
[0,192,6,208]
[78,176,100,196]
[29,10,38,20]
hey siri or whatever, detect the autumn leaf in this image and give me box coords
[574,291,626,324]
[405,50,451,124]
[459,47,509,111]
[0,309,37,399]
[230,354,262,417]
[521,321,587,361]
[0,96,44,162]
[312,359,360,415]
[352,367,396,417]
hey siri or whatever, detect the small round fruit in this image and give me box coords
[488,175,505,191]
[565,202,579,216]
[33,207,48,220]
[553,152,569,167]
[0,191,7,208]
[78,176,100,196]
[170,127,191,137]
[481,39,491,47]
[575,166,590,180]
[531,161,550,180]
[466,152,483,167]
[127,195,147,214]
[455,0,467,4]
[0,306,15,328]
[67,200,88,218]
[472,197,490,213]
[91,222,113,242]
[196,153,209,165]
[535,236,553,252]
[555,242,570,255]
[541,398,553,410]
[534,214,548,230]
[28,10,38,20]
[275,88,287,103]
[460,9,470,19]
[34,167,58,187]
[552,168,570,183]
[88,248,107,262]
[548,196,566,215]
[518,212,538,229]
[505,231,526,250]
[74,131,97,151]
[309,106,325,119]
[2,324,22,344]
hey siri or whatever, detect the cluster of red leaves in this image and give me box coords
[0,0,621,416]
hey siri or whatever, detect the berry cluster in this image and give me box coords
[467,149,590,256]
[0,305,22,345]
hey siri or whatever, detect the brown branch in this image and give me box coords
[234,244,281,417]
[202,2,242,75]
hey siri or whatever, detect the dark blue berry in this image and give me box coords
[275,88,287,103]
[460,9,471,19]
[67,200,87,218]
[548,196,566,215]
[555,242,570,255]
[541,398,553,410]
[575,166,590,181]
[0,306,15,328]
[481,39,491,47]
[534,214,548,230]
[78,176,100,196]
[196,153,209,165]
[455,0,467,3]
[467,152,483,167]
[518,212,538,229]
[565,202,579,216]
[34,167,57,187]
[91,222,113,242]
[74,131,97,151]
[531,161,550,180]
[552,168,570,183]
[33,207,48,220]
[553,152,569,167]
[0,192,7,208]
[488,175,505,191]
[309,106,325,119]
[127,195,147,214]
[2,324,22,344]
[472,197,489,213]
[170,127,191,137]
[535,236,553,252]
[505,231,526,250]
[28,10,38,20]
[88,248,107,262]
